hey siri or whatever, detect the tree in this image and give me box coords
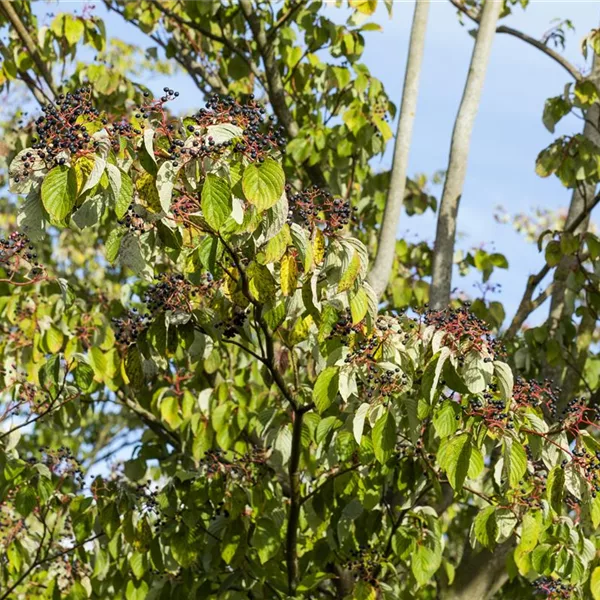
[429,0,503,310]
[2,1,600,600]
[367,0,430,299]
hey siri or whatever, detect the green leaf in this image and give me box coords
[591,566,600,600]
[433,401,460,438]
[349,0,377,14]
[41,165,77,221]
[545,240,562,267]
[15,486,37,517]
[201,174,232,230]
[349,287,368,324]
[439,433,472,491]
[411,543,441,587]
[105,227,126,264]
[372,410,396,464]
[74,363,94,391]
[519,511,541,553]
[206,123,243,143]
[547,465,565,514]
[313,366,339,413]
[242,158,285,211]
[116,170,133,219]
[156,160,182,213]
[80,129,109,195]
[353,402,370,445]
[280,253,298,296]
[45,326,64,354]
[504,438,528,489]
[494,361,514,400]
[473,506,497,549]
[160,396,182,429]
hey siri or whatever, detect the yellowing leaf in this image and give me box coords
[313,228,326,264]
[136,171,161,213]
[338,251,361,292]
[73,155,95,195]
[280,253,298,296]
[349,0,377,15]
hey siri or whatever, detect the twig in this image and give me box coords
[448,0,581,81]
[504,191,600,339]
[0,0,58,97]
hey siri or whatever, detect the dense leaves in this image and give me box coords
[1,1,600,600]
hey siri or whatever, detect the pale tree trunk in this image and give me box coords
[367,0,430,298]
[441,539,514,600]
[429,0,502,310]
[544,51,600,401]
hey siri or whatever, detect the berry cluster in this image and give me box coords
[531,577,574,599]
[40,446,85,489]
[31,88,101,165]
[117,205,146,233]
[216,308,248,339]
[423,305,504,358]
[467,388,515,431]
[512,377,559,418]
[0,232,44,281]
[143,273,195,314]
[171,194,200,219]
[112,310,150,346]
[345,543,380,585]
[199,447,267,486]
[331,309,363,343]
[194,94,286,162]
[564,447,600,496]
[286,185,353,235]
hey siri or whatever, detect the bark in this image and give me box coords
[0,0,57,99]
[429,0,502,309]
[441,539,514,600]
[367,0,430,299]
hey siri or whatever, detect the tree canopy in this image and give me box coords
[1,1,600,599]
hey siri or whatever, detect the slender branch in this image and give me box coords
[145,0,265,86]
[269,1,304,43]
[448,0,581,81]
[115,389,181,449]
[0,0,58,97]
[238,0,326,188]
[0,532,105,600]
[218,233,300,412]
[504,190,600,339]
[286,409,303,595]
[300,464,360,505]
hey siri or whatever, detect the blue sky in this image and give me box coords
[49,1,600,325]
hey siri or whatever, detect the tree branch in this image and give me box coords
[115,389,181,450]
[0,0,58,98]
[448,0,581,81]
[238,0,326,188]
[0,532,105,600]
[145,0,265,87]
[430,0,503,309]
[504,190,600,339]
[286,408,303,595]
[367,0,430,298]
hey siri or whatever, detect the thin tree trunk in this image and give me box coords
[441,539,514,600]
[367,0,430,299]
[429,0,502,310]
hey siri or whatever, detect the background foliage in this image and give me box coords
[1,1,600,599]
